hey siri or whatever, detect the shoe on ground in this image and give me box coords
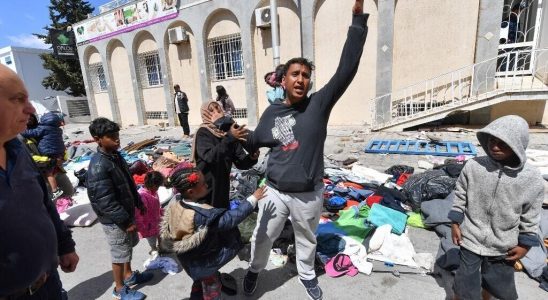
[112,285,146,300]
[219,272,237,295]
[242,270,258,295]
[124,271,153,286]
[52,189,64,200]
[299,277,323,300]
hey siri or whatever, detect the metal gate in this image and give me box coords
[498,0,544,75]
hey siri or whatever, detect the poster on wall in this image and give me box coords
[74,0,179,46]
[51,29,78,59]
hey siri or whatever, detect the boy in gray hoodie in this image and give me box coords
[449,115,544,300]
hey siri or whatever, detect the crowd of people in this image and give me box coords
[1,1,546,300]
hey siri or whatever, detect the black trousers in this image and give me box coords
[178,112,190,135]
[454,247,517,300]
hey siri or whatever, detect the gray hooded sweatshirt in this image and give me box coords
[448,115,544,256]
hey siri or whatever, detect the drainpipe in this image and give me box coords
[270,0,280,67]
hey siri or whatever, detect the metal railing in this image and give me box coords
[371,48,548,130]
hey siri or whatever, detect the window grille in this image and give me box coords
[207,34,244,81]
[89,63,107,92]
[66,99,91,118]
[232,108,247,119]
[137,51,163,88]
[145,111,168,119]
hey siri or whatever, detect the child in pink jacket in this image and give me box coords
[135,171,165,256]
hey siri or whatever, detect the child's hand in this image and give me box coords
[250,150,260,160]
[253,186,268,201]
[506,245,529,261]
[451,223,462,246]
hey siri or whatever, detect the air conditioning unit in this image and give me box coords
[168,26,188,44]
[255,7,271,28]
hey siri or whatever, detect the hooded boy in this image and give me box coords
[448,115,544,300]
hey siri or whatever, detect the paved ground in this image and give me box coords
[58,123,548,299]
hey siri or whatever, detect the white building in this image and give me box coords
[75,0,548,131]
[0,46,69,102]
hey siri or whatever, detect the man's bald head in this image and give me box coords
[0,64,35,142]
[0,64,24,93]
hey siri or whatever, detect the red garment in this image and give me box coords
[135,188,163,239]
[396,173,411,186]
[133,173,146,185]
[366,194,383,207]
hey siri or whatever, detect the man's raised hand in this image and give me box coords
[353,0,364,15]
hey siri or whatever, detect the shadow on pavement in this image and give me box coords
[225,265,297,299]
[67,270,112,299]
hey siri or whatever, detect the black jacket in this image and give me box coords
[175,91,189,113]
[167,199,254,281]
[0,138,75,296]
[194,128,257,208]
[87,148,143,229]
[22,111,65,157]
[246,14,368,192]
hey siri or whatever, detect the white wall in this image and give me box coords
[1,47,69,101]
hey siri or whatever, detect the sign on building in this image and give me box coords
[51,29,78,59]
[74,0,179,46]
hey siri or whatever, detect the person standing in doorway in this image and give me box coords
[174,84,190,138]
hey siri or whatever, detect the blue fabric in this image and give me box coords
[266,86,285,103]
[347,188,374,201]
[327,196,346,210]
[367,203,408,235]
[21,112,64,156]
[177,200,254,280]
[316,222,348,237]
[316,233,346,264]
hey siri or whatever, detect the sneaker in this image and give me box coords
[123,271,153,286]
[242,270,258,295]
[52,189,64,200]
[219,272,237,295]
[112,285,146,300]
[299,277,323,300]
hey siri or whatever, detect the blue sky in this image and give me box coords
[0,0,105,49]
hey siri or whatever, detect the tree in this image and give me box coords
[34,0,94,97]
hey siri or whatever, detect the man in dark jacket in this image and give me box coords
[0,64,79,299]
[87,117,151,300]
[174,84,191,137]
[237,2,369,299]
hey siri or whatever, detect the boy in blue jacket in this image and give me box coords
[22,111,65,199]
[161,166,266,300]
[449,115,544,300]
[87,117,152,300]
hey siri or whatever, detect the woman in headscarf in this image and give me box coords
[192,101,259,208]
[215,85,236,117]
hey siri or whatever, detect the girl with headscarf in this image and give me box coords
[192,101,259,208]
[215,85,236,117]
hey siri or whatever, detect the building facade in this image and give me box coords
[75,0,548,130]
